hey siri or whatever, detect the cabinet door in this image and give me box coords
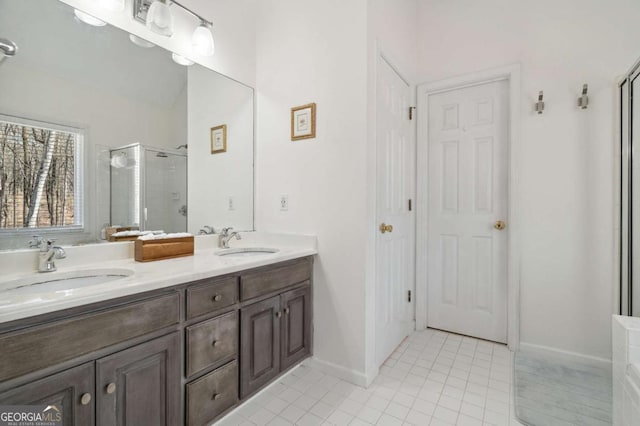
[281,284,312,370]
[240,296,281,398]
[96,332,180,426]
[0,363,94,426]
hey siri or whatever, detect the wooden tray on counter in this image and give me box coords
[134,236,194,262]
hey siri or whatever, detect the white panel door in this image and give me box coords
[376,56,415,366]
[427,80,508,343]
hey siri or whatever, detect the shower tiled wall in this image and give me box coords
[612,315,640,425]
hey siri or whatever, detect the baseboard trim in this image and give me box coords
[304,357,372,387]
[519,342,611,368]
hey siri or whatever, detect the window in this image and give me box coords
[0,115,84,231]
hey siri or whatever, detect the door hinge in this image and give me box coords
[409,106,416,120]
[408,199,412,211]
[408,290,412,303]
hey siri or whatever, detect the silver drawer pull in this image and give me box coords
[80,393,92,405]
[106,383,116,394]
[211,340,219,347]
[284,307,290,315]
[275,311,282,318]
[212,392,221,400]
[212,294,222,302]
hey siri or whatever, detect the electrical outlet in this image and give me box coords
[228,196,235,211]
[280,195,289,211]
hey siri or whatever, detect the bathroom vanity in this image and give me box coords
[0,254,313,426]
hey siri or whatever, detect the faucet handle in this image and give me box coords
[221,227,233,235]
[28,235,43,248]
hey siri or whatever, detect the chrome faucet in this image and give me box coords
[199,225,215,235]
[219,227,241,249]
[29,236,66,273]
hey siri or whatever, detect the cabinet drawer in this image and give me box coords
[186,277,238,319]
[240,259,311,301]
[186,360,238,426]
[186,311,237,377]
[0,292,180,382]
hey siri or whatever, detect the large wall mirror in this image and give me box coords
[620,58,640,317]
[0,0,254,250]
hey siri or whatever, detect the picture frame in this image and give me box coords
[210,124,227,154]
[291,103,316,141]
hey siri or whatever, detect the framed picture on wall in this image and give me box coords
[291,103,316,141]
[210,124,227,154]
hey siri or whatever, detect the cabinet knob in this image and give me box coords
[106,383,116,394]
[212,392,221,401]
[212,294,222,302]
[284,307,290,315]
[275,311,282,318]
[211,340,219,347]
[80,393,92,405]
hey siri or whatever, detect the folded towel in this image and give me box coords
[112,230,166,237]
[137,232,193,241]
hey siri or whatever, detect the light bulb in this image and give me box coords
[192,24,214,56]
[172,53,194,66]
[99,0,125,12]
[74,9,107,27]
[146,1,173,37]
[129,34,155,48]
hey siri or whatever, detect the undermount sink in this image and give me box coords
[216,247,280,257]
[0,269,134,294]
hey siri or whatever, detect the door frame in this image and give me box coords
[415,64,522,351]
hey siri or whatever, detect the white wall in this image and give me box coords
[417,0,640,360]
[255,0,370,380]
[187,65,254,233]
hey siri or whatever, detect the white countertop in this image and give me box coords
[0,232,317,324]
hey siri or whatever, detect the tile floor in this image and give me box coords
[214,328,526,426]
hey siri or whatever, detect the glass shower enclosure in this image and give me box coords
[110,143,187,233]
[620,59,640,317]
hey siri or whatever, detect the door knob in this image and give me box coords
[106,383,116,394]
[494,220,506,230]
[379,223,393,234]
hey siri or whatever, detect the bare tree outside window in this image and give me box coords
[0,118,82,230]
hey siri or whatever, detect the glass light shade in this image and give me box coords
[98,0,125,12]
[171,53,194,66]
[192,24,214,56]
[74,9,107,27]
[146,1,173,37]
[129,34,155,48]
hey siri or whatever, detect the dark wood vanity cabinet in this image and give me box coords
[0,256,313,426]
[96,332,180,426]
[0,362,95,425]
[240,283,312,398]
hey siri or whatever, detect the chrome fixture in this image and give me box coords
[156,151,169,158]
[535,91,545,114]
[0,38,18,57]
[199,225,215,235]
[175,144,188,150]
[29,236,67,273]
[133,0,214,56]
[578,84,589,109]
[219,227,241,249]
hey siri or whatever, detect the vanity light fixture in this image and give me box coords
[192,22,215,56]
[145,0,174,37]
[99,0,125,12]
[172,53,194,66]
[133,0,215,56]
[74,9,107,27]
[129,34,156,48]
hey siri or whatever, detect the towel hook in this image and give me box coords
[578,84,589,109]
[535,91,545,115]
